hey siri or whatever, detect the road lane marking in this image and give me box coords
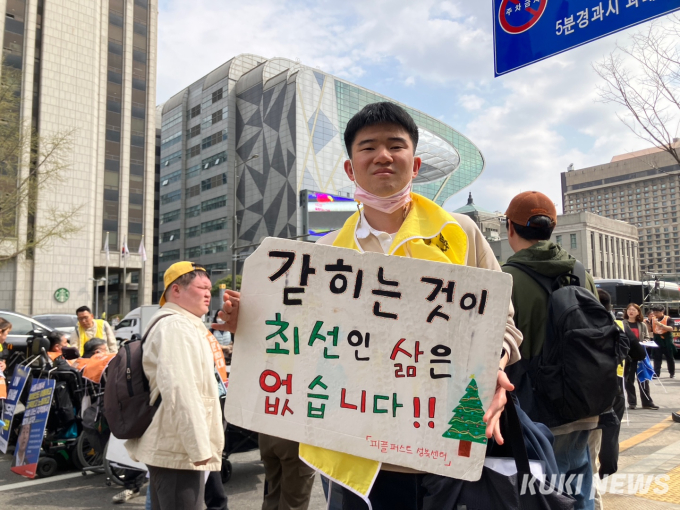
[0,472,84,492]
[619,414,677,453]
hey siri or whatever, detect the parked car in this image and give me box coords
[32,314,78,335]
[0,311,53,350]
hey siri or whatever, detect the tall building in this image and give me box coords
[157,54,485,286]
[489,212,640,281]
[562,144,680,277]
[0,0,158,316]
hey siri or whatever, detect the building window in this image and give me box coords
[161,150,181,167]
[201,130,227,150]
[189,105,201,118]
[202,151,226,169]
[186,164,201,179]
[161,131,181,150]
[161,169,181,186]
[202,240,229,255]
[186,205,201,218]
[186,184,200,198]
[570,234,577,249]
[186,225,200,238]
[201,195,227,212]
[160,209,180,224]
[161,190,181,205]
[159,250,180,263]
[556,235,562,245]
[162,109,182,130]
[201,173,227,191]
[201,107,227,129]
[161,230,180,243]
[186,246,202,258]
[187,124,201,139]
[201,217,227,234]
[212,88,223,103]
[186,144,200,158]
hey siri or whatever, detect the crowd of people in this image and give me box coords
[1,102,676,510]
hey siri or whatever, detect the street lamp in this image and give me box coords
[89,277,107,318]
[232,153,259,290]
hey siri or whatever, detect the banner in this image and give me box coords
[225,238,513,480]
[11,378,55,478]
[0,366,30,454]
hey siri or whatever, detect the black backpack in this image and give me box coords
[103,314,170,439]
[504,261,627,428]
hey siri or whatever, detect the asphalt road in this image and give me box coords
[2,375,680,509]
[0,448,326,510]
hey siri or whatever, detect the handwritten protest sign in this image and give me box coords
[225,238,513,480]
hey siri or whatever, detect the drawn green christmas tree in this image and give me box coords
[442,376,487,457]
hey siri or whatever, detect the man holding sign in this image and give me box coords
[216,102,522,509]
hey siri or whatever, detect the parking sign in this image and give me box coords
[493,0,680,77]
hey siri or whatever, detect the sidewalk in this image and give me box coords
[601,374,680,508]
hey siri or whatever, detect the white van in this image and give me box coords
[114,305,160,341]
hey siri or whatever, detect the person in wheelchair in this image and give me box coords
[47,331,70,360]
[82,338,108,358]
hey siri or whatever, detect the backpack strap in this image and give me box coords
[572,260,587,289]
[503,262,555,296]
[504,259,588,294]
[140,312,173,344]
[137,312,173,401]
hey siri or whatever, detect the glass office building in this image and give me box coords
[158,54,485,283]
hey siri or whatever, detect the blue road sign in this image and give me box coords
[493,0,680,77]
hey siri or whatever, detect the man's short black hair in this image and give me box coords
[47,330,66,350]
[597,289,612,312]
[343,102,419,158]
[76,306,92,315]
[506,216,554,241]
[652,304,665,312]
[83,338,106,358]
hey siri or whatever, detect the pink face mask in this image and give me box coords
[354,179,413,214]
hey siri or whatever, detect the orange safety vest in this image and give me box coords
[653,316,669,335]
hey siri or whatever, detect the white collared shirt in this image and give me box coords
[356,208,395,254]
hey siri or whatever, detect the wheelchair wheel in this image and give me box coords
[36,457,58,478]
[76,433,103,469]
[220,459,232,484]
[103,441,127,487]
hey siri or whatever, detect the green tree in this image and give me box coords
[211,274,241,295]
[0,62,80,264]
[442,377,487,458]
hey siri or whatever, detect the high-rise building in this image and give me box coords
[0,0,158,315]
[561,144,680,277]
[157,54,485,286]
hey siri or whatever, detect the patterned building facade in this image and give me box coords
[157,54,485,286]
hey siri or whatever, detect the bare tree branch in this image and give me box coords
[593,15,680,167]
[0,61,82,265]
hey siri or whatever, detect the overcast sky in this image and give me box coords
[156,0,677,214]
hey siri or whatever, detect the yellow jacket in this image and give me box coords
[301,193,523,499]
